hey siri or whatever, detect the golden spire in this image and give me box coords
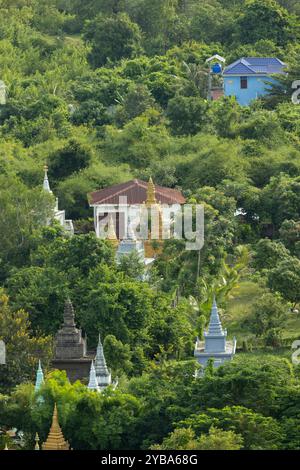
[146,177,157,206]
[42,404,69,451]
[144,177,164,258]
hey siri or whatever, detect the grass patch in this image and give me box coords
[222,280,300,346]
[223,280,265,338]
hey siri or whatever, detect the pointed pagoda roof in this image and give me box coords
[145,177,157,206]
[95,334,109,376]
[88,360,100,392]
[95,334,111,386]
[43,165,52,193]
[54,299,86,360]
[62,298,76,328]
[207,297,224,336]
[34,360,44,393]
[42,404,69,450]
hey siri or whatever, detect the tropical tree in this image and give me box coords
[84,13,143,67]
[0,294,52,391]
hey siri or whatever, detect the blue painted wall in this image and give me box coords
[224,75,277,106]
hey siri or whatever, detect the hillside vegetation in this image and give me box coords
[1,0,300,451]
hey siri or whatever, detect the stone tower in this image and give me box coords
[194,298,236,370]
[55,299,86,360]
[52,300,92,382]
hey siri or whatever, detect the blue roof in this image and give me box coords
[223,57,286,76]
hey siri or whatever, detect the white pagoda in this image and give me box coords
[43,166,74,236]
[194,298,236,370]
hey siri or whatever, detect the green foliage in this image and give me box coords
[117,251,145,279]
[237,0,296,45]
[0,295,52,392]
[246,292,287,338]
[152,425,243,450]
[166,95,209,135]
[2,354,300,450]
[252,238,291,270]
[84,13,143,67]
[178,405,283,449]
[1,0,300,451]
[0,175,54,278]
[268,256,300,306]
[48,139,92,182]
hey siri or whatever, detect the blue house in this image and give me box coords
[223,57,285,106]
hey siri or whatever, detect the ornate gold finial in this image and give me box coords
[42,404,69,451]
[44,164,48,172]
[146,177,157,206]
[144,177,164,258]
[35,433,40,451]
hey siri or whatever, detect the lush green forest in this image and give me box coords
[1,0,300,450]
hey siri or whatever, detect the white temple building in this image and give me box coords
[194,298,237,370]
[94,334,112,390]
[43,166,74,236]
[34,360,44,393]
[87,360,100,392]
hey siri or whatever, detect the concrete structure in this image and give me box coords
[87,360,100,392]
[43,166,74,236]
[223,57,285,106]
[52,300,92,382]
[95,334,112,390]
[116,238,145,263]
[194,298,236,370]
[34,360,44,393]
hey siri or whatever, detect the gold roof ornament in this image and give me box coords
[145,177,157,206]
[42,404,69,451]
[144,177,164,258]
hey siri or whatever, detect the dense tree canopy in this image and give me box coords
[1,0,300,451]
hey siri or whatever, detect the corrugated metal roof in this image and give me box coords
[224,57,285,75]
[89,179,186,205]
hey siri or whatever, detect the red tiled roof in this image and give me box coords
[89,179,185,205]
